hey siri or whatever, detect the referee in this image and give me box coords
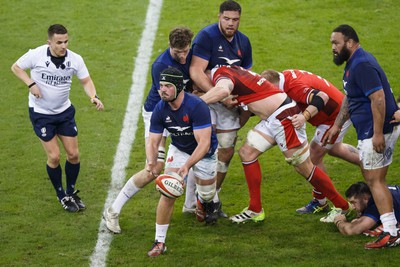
[11,24,104,212]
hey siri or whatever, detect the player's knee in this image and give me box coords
[246,130,273,153]
[217,131,237,149]
[217,160,229,173]
[238,145,252,161]
[67,152,79,163]
[285,146,310,166]
[197,183,216,202]
[48,153,61,166]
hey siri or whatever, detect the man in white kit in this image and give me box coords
[11,24,104,212]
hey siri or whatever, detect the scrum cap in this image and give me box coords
[160,67,184,99]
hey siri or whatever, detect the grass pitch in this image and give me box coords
[1,0,400,266]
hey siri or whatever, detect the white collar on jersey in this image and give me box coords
[278,72,285,91]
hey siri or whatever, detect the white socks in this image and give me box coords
[381,211,398,236]
[155,223,169,243]
[213,188,221,203]
[317,198,327,205]
[111,176,140,214]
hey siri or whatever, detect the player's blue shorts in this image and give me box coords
[29,105,78,142]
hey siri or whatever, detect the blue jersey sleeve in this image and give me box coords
[354,62,383,97]
[143,62,169,112]
[151,62,169,91]
[149,103,165,134]
[240,36,253,69]
[191,101,212,130]
[363,198,380,223]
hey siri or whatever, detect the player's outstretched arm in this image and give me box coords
[80,76,104,110]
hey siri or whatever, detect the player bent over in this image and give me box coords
[201,65,357,224]
[103,27,196,234]
[261,69,360,215]
[145,67,219,257]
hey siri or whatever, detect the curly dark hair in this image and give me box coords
[169,26,193,49]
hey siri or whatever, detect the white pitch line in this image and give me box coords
[89,0,163,266]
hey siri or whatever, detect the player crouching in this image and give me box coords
[146,67,219,257]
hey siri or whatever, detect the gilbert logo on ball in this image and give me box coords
[155,172,184,198]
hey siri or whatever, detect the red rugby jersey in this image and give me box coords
[212,66,282,106]
[281,69,343,126]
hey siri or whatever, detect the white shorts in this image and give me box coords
[254,100,307,152]
[165,144,217,180]
[142,106,169,139]
[209,102,240,131]
[358,125,400,170]
[311,119,352,149]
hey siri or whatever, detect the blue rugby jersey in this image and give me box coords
[150,92,217,157]
[192,23,252,71]
[363,185,400,223]
[343,47,399,140]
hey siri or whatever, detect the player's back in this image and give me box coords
[213,66,281,106]
[283,69,343,126]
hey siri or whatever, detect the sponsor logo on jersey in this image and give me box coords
[218,57,241,65]
[165,116,172,123]
[41,73,72,86]
[257,77,266,86]
[168,126,191,132]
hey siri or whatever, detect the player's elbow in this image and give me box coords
[11,63,19,74]
[319,91,329,104]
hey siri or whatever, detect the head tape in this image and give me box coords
[160,67,184,100]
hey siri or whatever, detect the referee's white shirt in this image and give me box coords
[17,44,89,115]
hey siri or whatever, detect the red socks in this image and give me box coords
[242,159,263,213]
[308,166,348,210]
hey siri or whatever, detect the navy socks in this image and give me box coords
[65,161,80,195]
[46,164,64,200]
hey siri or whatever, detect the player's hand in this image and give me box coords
[390,109,400,124]
[321,124,340,146]
[291,113,306,129]
[221,95,238,109]
[192,89,205,97]
[372,133,385,153]
[177,166,189,180]
[333,214,346,224]
[91,97,104,110]
[146,164,159,179]
[29,85,42,98]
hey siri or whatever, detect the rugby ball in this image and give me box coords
[155,172,184,199]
